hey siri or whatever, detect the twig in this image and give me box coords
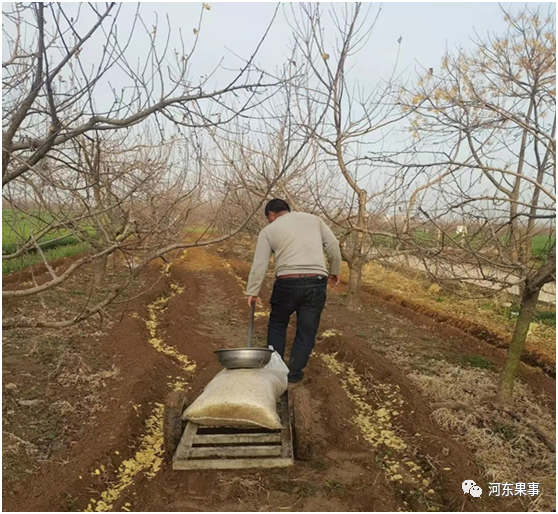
[277,496,303,510]
[432,400,556,453]
[499,407,556,453]
[431,401,472,412]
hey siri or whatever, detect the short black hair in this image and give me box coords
[264,198,291,217]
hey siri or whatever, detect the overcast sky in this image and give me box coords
[3,2,555,104]
[2,2,555,205]
[129,2,554,84]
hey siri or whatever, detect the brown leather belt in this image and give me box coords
[277,273,326,279]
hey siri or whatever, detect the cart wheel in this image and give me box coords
[290,387,313,461]
[163,391,188,459]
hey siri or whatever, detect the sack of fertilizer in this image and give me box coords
[183,349,288,429]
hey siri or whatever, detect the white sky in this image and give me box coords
[2,2,555,219]
[3,2,554,111]
[129,2,553,84]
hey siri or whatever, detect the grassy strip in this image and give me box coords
[358,261,556,369]
[2,208,97,255]
[531,235,556,259]
[374,231,555,260]
[2,234,88,255]
[2,226,218,274]
[2,242,90,274]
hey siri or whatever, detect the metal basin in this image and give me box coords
[214,347,273,369]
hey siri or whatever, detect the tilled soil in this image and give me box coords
[3,245,555,512]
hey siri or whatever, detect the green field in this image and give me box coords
[2,209,90,252]
[411,229,555,259]
[531,235,556,259]
[2,209,95,274]
[3,209,219,274]
[2,242,91,274]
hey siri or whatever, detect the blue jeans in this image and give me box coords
[267,276,327,379]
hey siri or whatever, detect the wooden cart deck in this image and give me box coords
[172,391,294,470]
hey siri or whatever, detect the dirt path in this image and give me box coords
[4,246,555,512]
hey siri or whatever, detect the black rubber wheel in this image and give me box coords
[290,387,313,461]
[163,390,188,459]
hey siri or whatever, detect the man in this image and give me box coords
[245,199,342,383]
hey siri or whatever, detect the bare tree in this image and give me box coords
[202,60,324,238]
[397,6,555,402]
[2,2,289,328]
[290,2,410,310]
[2,3,282,184]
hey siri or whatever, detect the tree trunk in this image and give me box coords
[345,190,367,312]
[497,284,540,403]
[347,258,362,311]
[509,97,534,263]
[94,254,108,288]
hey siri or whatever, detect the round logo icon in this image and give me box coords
[469,485,483,498]
[462,480,476,494]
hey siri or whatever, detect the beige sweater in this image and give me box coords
[245,212,342,296]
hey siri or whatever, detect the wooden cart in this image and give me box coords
[164,388,312,470]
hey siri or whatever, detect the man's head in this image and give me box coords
[264,198,290,223]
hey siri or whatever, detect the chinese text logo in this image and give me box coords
[489,483,540,497]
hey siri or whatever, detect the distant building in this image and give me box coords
[456,225,468,237]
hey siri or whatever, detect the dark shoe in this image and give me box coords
[288,371,304,384]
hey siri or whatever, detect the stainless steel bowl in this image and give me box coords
[214,347,273,369]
